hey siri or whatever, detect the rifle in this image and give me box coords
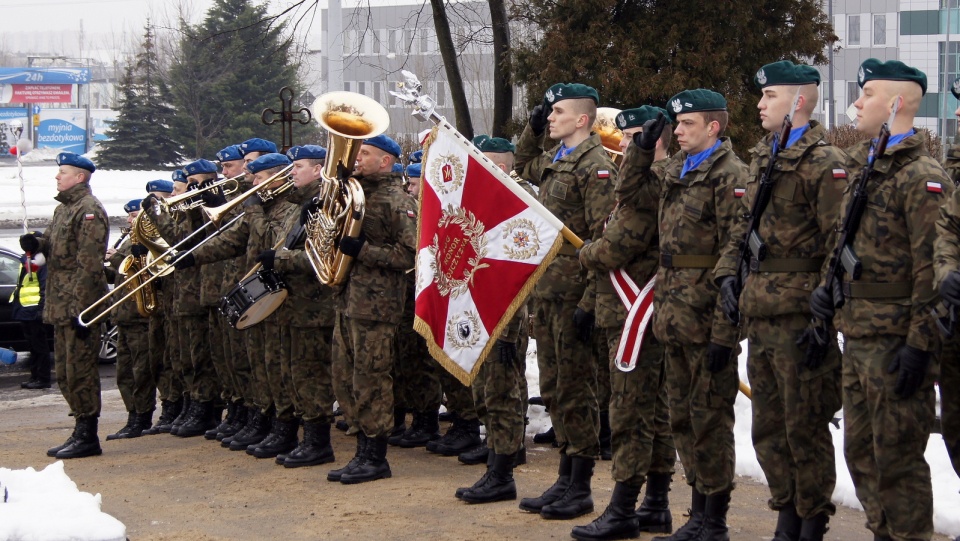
[811,96,900,345]
[728,89,802,324]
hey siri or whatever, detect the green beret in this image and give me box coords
[951,77,960,100]
[858,58,927,95]
[754,60,820,89]
[616,106,671,130]
[545,83,600,106]
[542,83,565,110]
[476,137,515,154]
[666,89,726,122]
[472,134,491,148]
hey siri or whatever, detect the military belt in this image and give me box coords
[749,257,824,273]
[557,243,578,256]
[842,281,912,299]
[660,254,719,269]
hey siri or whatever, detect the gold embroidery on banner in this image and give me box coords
[429,153,465,194]
[501,217,541,260]
[446,310,482,350]
[428,205,490,298]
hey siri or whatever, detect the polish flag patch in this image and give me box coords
[734,188,746,198]
[927,181,943,193]
[597,170,610,179]
[406,209,417,218]
[832,168,847,179]
[83,213,95,220]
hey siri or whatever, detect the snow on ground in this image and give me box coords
[0,461,126,541]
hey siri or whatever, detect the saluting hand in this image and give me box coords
[529,104,549,136]
[633,113,667,151]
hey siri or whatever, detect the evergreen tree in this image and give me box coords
[98,23,182,170]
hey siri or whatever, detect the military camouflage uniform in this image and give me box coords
[109,240,156,415]
[150,272,180,404]
[38,182,109,419]
[937,145,960,479]
[579,145,676,486]
[639,138,745,496]
[199,251,229,407]
[515,127,618,459]
[715,121,845,518]
[394,272,442,420]
[333,172,417,438]
[834,131,949,541]
[218,180,254,410]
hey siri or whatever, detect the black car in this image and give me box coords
[0,246,117,363]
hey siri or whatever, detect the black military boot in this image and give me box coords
[653,487,706,541]
[169,396,195,436]
[457,450,495,499]
[697,491,731,541]
[461,452,517,504]
[340,434,392,484]
[541,456,595,520]
[387,407,407,446]
[426,416,481,456]
[250,417,299,458]
[207,401,237,440]
[136,410,153,434]
[106,411,139,441]
[47,423,79,457]
[637,472,673,533]
[246,415,282,454]
[773,505,802,541]
[177,401,217,438]
[328,432,368,482]
[514,446,527,466]
[519,453,572,513]
[229,408,271,450]
[399,410,440,447]
[218,402,247,441]
[570,481,642,540]
[56,417,103,459]
[284,421,335,468]
[458,441,489,465]
[533,426,557,445]
[144,398,181,435]
[798,513,829,541]
[222,405,258,447]
[599,411,612,461]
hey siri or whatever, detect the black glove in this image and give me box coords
[339,233,366,258]
[497,339,517,366]
[71,317,92,340]
[633,113,667,151]
[573,308,595,343]
[200,188,227,208]
[131,244,149,257]
[887,344,930,399]
[941,270,960,307]
[809,285,836,322]
[198,178,216,190]
[300,197,319,226]
[141,194,158,212]
[255,249,276,271]
[19,233,40,253]
[795,327,828,371]
[173,252,196,270]
[530,104,549,136]
[706,342,733,373]
[717,276,740,324]
[575,239,592,256]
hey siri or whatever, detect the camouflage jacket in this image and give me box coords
[716,121,848,318]
[273,180,336,328]
[943,143,960,186]
[154,207,206,317]
[217,178,254,299]
[833,131,951,352]
[515,125,618,309]
[39,182,109,326]
[108,239,149,324]
[579,144,661,328]
[645,138,746,347]
[335,172,418,324]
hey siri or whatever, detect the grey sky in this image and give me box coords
[2,0,214,34]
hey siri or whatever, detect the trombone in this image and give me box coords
[160,174,243,213]
[77,166,295,327]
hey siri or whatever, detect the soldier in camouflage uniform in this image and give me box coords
[635,89,746,541]
[572,107,678,541]
[514,83,618,521]
[21,152,108,459]
[714,62,847,541]
[326,134,418,485]
[811,59,950,541]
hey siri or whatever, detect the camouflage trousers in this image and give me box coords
[332,313,396,438]
[663,341,737,495]
[207,309,232,404]
[285,325,335,423]
[54,324,101,418]
[534,298,600,458]
[116,322,157,415]
[441,367,477,421]
[224,323,251,405]
[177,315,219,402]
[471,336,527,455]
[746,315,841,518]
[393,324,441,414]
[150,312,181,403]
[939,330,960,477]
[264,320,296,421]
[244,325,273,414]
[594,328,612,412]
[843,334,938,541]
[600,326,676,486]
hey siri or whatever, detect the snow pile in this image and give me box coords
[0,461,126,541]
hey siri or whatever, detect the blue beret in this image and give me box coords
[953,77,960,100]
[406,163,422,178]
[408,150,423,164]
[476,136,515,154]
[145,179,174,194]
[545,83,599,106]
[363,134,402,158]
[287,145,327,161]
[666,89,727,122]
[392,163,404,173]
[754,61,820,89]
[858,58,927,95]
[56,152,96,173]
[240,138,278,156]
[124,199,143,213]
[247,153,291,175]
[216,145,243,163]
[171,169,187,183]
[184,159,218,176]
[616,106,671,130]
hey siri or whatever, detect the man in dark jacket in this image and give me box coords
[12,232,51,389]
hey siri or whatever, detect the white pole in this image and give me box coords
[11,120,28,233]
[944,4,953,157]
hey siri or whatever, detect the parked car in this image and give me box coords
[0,246,116,364]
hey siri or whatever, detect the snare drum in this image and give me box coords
[219,269,289,330]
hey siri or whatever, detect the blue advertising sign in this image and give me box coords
[0,68,91,85]
[37,109,87,154]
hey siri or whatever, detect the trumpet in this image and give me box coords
[160,174,242,213]
[203,164,295,226]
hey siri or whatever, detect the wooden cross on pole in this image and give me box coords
[261,87,312,153]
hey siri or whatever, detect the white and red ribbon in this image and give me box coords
[609,269,656,372]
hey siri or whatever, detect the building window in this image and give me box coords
[344,81,352,92]
[436,81,446,107]
[405,29,416,54]
[374,81,384,103]
[849,15,860,46]
[847,81,859,107]
[873,14,885,45]
[343,30,354,56]
[942,0,960,8]
[358,81,366,96]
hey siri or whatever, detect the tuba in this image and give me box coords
[132,209,177,277]
[594,107,624,166]
[116,213,161,317]
[304,91,390,286]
